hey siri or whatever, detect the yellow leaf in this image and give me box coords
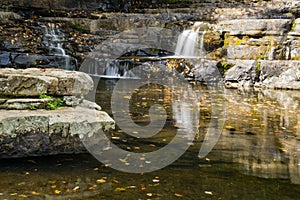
[18,194,28,198]
[54,190,61,194]
[114,187,126,192]
[96,178,107,184]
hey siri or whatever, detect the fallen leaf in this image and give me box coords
[114,187,126,192]
[54,190,61,194]
[72,186,80,191]
[175,193,183,197]
[96,178,107,184]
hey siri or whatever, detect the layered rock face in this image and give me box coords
[2,0,300,91]
[0,68,115,158]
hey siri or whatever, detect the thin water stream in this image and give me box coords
[1,79,300,199]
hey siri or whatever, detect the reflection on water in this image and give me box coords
[1,80,300,199]
[217,88,300,185]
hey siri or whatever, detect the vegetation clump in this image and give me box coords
[39,94,64,110]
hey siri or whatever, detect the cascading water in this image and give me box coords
[42,23,71,69]
[175,22,207,57]
[85,22,208,78]
[84,57,137,78]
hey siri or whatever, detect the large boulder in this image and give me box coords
[224,60,258,88]
[0,107,115,158]
[256,60,300,89]
[0,68,115,158]
[0,68,93,97]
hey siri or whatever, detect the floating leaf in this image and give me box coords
[114,187,126,192]
[31,191,40,195]
[96,178,107,184]
[175,193,183,197]
[54,190,61,194]
[72,186,80,191]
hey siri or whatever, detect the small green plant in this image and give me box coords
[27,105,37,110]
[221,61,233,73]
[39,94,52,99]
[39,94,63,110]
[256,61,261,72]
[74,23,84,32]
[291,20,296,31]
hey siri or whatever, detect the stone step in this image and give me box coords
[0,107,115,158]
[0,68,93,97]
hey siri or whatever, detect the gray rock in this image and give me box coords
[0,68,93,97]
[63,96,83,107]
[226,44,268,60]
[256,60,300,89]
[78,99,102,111]
[225,60,258,88]
[193,59,222,82]
[218,19,292,36]
[0,107,115,158]
[0,98,50,110]
[0,11,21,24]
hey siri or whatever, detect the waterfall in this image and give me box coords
[83,58,137,79]
[175,22,206,57]
[42,23,71,69]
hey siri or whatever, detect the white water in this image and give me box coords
[86,22,207,78]
[43,23,70,69]
[175,22,207,57]
[84,58,137,79]
[175,29,200,57]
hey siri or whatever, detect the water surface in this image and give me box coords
[1,79,300,199]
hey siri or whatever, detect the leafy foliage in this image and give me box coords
[39,94,64,110]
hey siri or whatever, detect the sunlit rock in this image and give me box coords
[0,68,93,97]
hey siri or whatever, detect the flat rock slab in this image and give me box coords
[0,68,93,97]
[0,107,115,158]
[218,19,292,36]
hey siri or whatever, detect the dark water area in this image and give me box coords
[1,79,300,199]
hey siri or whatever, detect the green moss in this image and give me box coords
[292,56,300,60]
[221,61,234,73]
[39,94,63,110]
[234,36,249,45]
[256,61,261,72]
[74,23,84,32]
[223,35,249,47]
[291,20,296,31]
[27,105,37,110]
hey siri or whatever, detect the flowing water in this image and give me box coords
[1,79,300,199]
[42,23,71,70]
